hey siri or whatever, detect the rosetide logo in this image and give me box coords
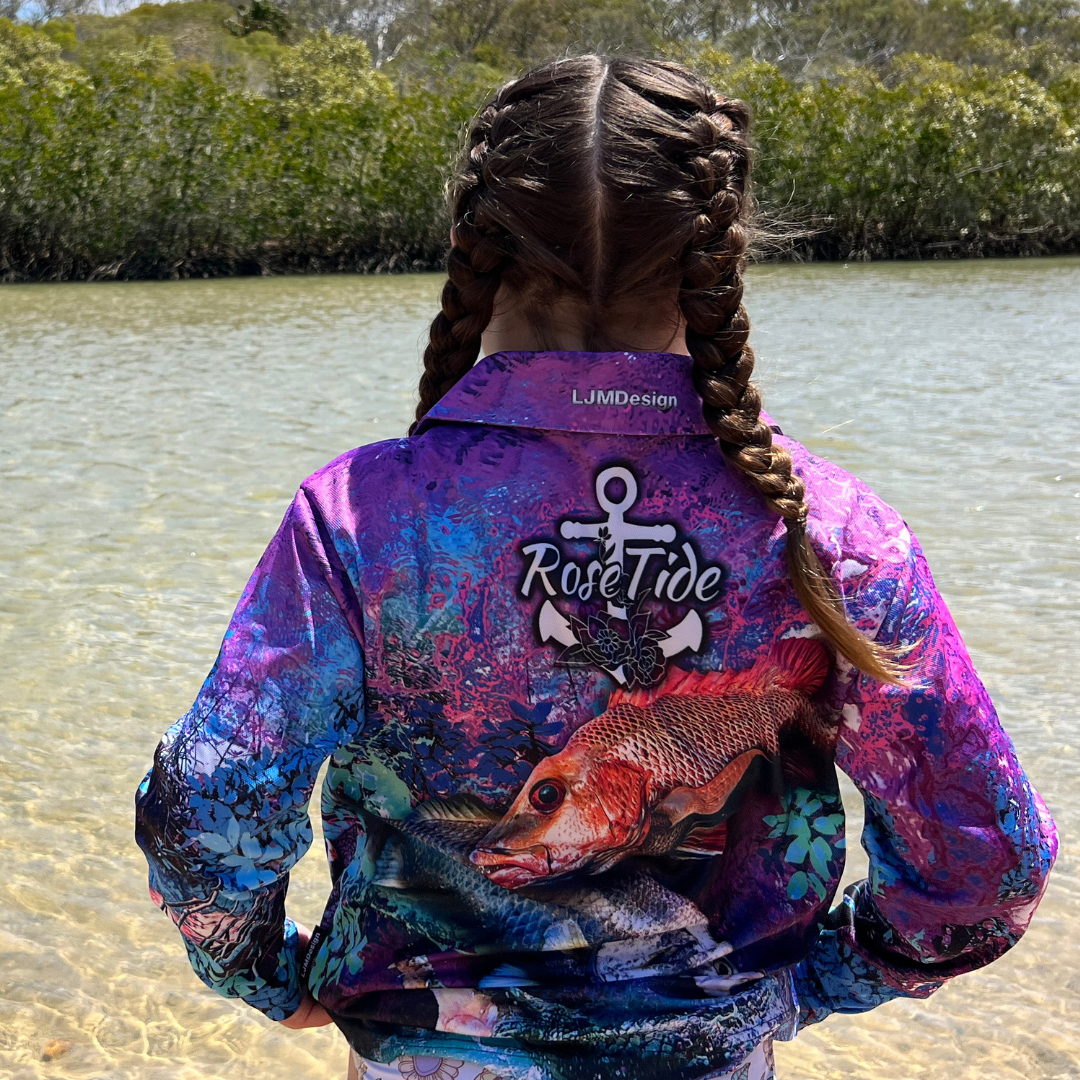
[518,466,728,689]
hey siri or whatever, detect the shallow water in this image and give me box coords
[0,260,1076,1080]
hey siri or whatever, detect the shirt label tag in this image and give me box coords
[300,925,325,981]
[571,389,678,411]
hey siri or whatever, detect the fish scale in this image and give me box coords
[581,690,813,791]
[495,976,786,1056]
[528,866,710,938]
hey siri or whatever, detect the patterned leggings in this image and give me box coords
[347,1039,775,1080]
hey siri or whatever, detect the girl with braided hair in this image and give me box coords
[138,57,1055,1080]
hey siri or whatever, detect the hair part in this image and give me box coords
[413,55,903,684]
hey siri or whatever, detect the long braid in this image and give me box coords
[413,58,605,432]
[411,104,511,432]
[677,95,902,682]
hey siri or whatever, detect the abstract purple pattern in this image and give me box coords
[136,351,1057,1080]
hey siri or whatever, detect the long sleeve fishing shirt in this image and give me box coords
[135,349,1057,1080]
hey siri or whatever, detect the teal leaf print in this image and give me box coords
[770,787,845,905]
[788,872,809,900]
[786,837,810,863]
[809,836,833,878]
[812,813,844,836]
[787,816,812,841]
[199,831,234,854]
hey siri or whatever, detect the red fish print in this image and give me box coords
[470,638,834,888]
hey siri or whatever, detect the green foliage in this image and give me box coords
[273,28,390,105]
[393,0,660,73]
[0,22,485,278]
[65,2,288,85]
[0,16,84,90]
[698,48,1080,257]
[225,0,292,41]
[0,0,1077,277]
[263,0,1080,81]
[664,0,1080,82]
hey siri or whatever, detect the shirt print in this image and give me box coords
[135,350,1057,1080]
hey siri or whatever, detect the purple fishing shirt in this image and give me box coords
[136,350,1057,1080]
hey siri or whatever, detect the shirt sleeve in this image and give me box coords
[135,482,365,1020]
[793,531,1057,1025]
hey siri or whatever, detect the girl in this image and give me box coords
[136,56,1057,1080]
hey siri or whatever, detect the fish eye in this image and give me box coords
[529,779,566,813]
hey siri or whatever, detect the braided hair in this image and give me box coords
[414,56,901,683]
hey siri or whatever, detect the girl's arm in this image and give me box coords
[794,531,1057,1024]
[135,480,365,1021]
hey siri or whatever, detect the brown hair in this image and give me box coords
[413,55,901,683]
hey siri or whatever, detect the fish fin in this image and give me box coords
[372,839,408,888]
[677,820,728,855]
[608,667,695,708]
[542,919,589,951]
[587,849,631,876]
[594,927,731,981]
[592,758,649,847]
[411,794,500,823]
[780,749,824,787]
[479,963,541,988]
[613,639,829,706]
[768,638,830,694]
[657,749,764,825]
[686,924,733,959]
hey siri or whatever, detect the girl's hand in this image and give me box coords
[280,922,334,1030]
[280,990,333,1029]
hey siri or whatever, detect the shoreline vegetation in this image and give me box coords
[1,0,1078,281]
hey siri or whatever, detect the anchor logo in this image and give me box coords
[521,467,723,688]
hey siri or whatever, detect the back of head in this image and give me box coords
[417,56,753,397]
[416,55,901,685]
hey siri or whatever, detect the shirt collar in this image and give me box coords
[415,350,713,437]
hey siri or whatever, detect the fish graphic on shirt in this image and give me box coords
[368,796,733,977]
[365,800,593,952]
[469,638,835,889]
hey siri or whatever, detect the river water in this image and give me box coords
[1,260,1077,1080]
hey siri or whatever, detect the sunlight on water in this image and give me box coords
[0,262,1076,1079]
